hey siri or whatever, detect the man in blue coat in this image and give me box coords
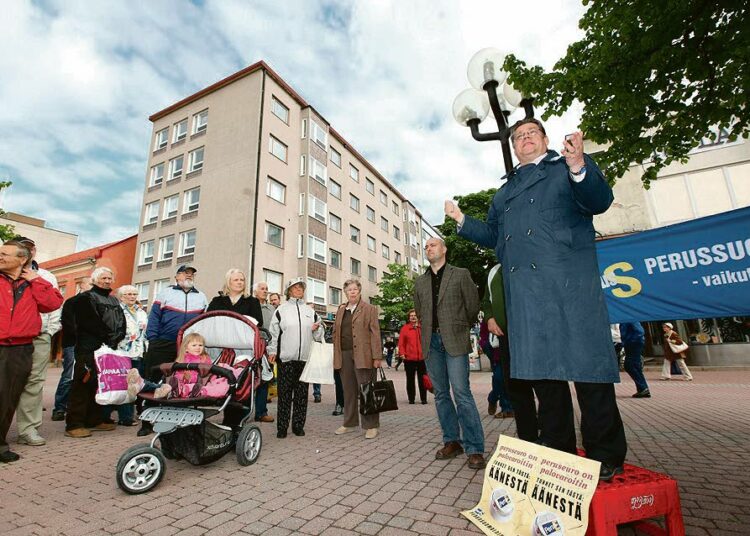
[445,118,626,480]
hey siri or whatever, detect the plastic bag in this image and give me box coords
[300,341,334,384]
[94,345,133,405]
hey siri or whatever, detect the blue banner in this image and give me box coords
[596,206,750,323]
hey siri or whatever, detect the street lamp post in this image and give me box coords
[452,48,536,174]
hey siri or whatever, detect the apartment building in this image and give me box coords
[132,61,434,317]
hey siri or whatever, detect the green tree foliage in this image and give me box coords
[504,1,748,186]
[372,262,416,330]
[437,188,497,297]
[0,181,14,242]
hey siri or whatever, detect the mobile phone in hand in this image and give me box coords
[564,133,575,152]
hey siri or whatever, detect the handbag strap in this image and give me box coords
[377,367,387,382]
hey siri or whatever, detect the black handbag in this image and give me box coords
[359,368,398,415]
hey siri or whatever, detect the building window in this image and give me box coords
[349,164,359,182]
[154,278,171,296]
[135,281,150,302]
[154,128,168,151]
[299,193,305,216]
[381,217,388,232]
[263,269,283,294]
[309,156,327,185]
[330,249,341,269]
[382,244,390,259]
[267,177,286,203]
[351,258,361,276]
[168,155,184,180]
[380,190,388,206]
[310,122,328,148]
[138,240,154,265]
[163,195,179,219]
[307,235,327,263]
[306,277,326,305]
[329,287,342,305]
[366,178,375,195]
[392,200,400,215]
[300,155,306,176]
[330,147,341,167]
[178,229,196,256]
[368,265,377,282]
[297,234,304,258]
[350,225,360,244]
[350,194,360,212]
[265,222,284,248]
[183,187,200,213]
[308,195,327,223]
[144,201,159,225]
[269,135,287,162]
[395,251,402,264]
[192,109,208,134]
[158,236,175,261]
[366,206,375,223]
[329,212,342,233]
[149,163,164,186]
[330,180,341,199]
[393,226,400,240]
[367,235,376,251]
[173,119,187,142]
[271,96,289,123]
[188,147,204,172]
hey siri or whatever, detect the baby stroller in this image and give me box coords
[116,311,269,494]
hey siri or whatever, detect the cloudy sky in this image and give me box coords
[2,0,587,249]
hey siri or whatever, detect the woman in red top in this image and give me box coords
[398,309,427,404]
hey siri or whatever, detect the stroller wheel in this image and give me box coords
[116,444,166,494]
[236,424,262,466]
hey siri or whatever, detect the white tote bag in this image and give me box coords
[300,342,335,384]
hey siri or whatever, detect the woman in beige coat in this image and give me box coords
[660,322,693,381]
[332,279,382,439]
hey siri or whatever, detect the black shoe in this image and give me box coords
[598,463,624,481]
[51,410,65,421]
[118,420,138,426]
[277,431,287,438]
[332,404,343,416]
[409,400,415,404]
[421,400,428,405]
[313,395,321,403]
[293,429,305,436]
[136,423,153,437]
[632,389,651,398]
[0,450,20,463]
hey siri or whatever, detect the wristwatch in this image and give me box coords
[570,166,587,176]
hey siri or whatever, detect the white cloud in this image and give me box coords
[2,0,591,249]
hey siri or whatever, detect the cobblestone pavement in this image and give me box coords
[2,367,748,535]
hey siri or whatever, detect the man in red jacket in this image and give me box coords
[0,240,63,463]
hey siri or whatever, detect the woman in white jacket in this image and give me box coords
[268,278,324,438]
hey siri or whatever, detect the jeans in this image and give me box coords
[53,346,76,413]
[488,360,513,412]
[313,383,321,398]
[623,341,649,392]
[255,381,269,419]
[425,333,484,455]
[385,351,393,368]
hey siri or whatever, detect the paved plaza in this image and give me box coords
[2,366,749,535]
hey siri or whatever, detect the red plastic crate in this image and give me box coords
[585,463,685,535]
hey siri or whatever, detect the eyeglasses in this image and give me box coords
[512,128,542,142]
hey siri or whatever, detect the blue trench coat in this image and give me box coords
[460,150,619,383]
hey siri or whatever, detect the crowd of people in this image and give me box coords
[0,119,699,472]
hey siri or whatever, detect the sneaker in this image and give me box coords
[313,395,322,403]
[599,463,624,481]
[17,430,46,446]
[65,428,92,438]
[331,404,343,416]
[632,389,651,398]
[51,410,65,421]
[335,426,357,435]
[0,450,21,463]
[153,384,172,399]
[127,368,145,398]
[365,428,379,439]
[91,423,116,432]
[487,401,497,416]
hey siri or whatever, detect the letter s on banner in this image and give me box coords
[603,262,642,298]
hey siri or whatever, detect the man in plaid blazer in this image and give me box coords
[414,237,485,470]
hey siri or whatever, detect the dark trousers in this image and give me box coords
[0,345,34,453]
[53,345,75,413]
[403,360,427,403]
[277,360,308,433]
[533,380,627,466]
[623,341,649,393]
[65,350,103,431]
[143,339,177,382]
[334,369,344,406]
[501,336,539,442]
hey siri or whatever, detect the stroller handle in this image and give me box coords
[155,362,237,384]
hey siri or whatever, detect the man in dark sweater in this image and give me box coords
[65,267,126,438]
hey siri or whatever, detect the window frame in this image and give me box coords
[329,286,342,306]
[168,155,184,180]
[380,190,388,206]
[350,225,360,244]
[365,178,375,195]
[350,194,360,212]
[149,163,164,187]
[306,277,327,306]
[349,164,359,182]
[263,269,283,294]
[265,221,284,248]
[144,201,159,225]
[368,265,377,282]
[350,258,361,276]
[330,147,341,168]
[329,180,342,199]
[266,177,286,204]
[309,156,328,186]
[158,235,175,261]
[269,135,288,162]
[367,235,376,252]
[183,187,200,213]
[329,249,341,269]
[154,128,168,151]
[271,96,289,124]
[382,244,390,259]
[329,212,342,234]
[192,109,208,134]
[178,229,196,256]
[188,147,204,172]
[307,235,327,263]
[138,240,154,265]
[366,205,375,223]
[310,122,328,149]
[163,194,179,219]
[173,119,188,143]
[381,216,388,232]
